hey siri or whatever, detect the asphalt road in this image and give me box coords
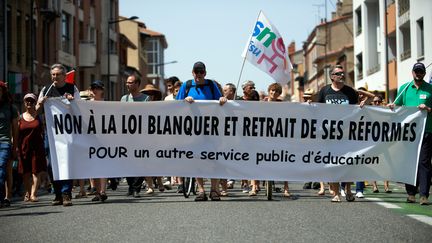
[0,182,431,242]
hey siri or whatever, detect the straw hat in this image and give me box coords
[303,88,314,97]
[140,84,162,101]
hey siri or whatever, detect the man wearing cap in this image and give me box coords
[388,62,432,205]
[176,61,227,201]
[36,63,80,207]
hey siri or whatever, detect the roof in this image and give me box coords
[140,27,168,48]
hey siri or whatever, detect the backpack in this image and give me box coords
[185,79,216,99]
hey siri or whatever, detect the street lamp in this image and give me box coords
[154,60,178,66]
[107,16,138,100]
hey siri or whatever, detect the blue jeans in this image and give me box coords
[53,180,73,197]
[0,143,12,201]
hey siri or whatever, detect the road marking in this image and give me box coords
[367,198,401,208]
[367,197,432,226]
[407,214,432,226]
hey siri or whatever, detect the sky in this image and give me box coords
[119,0,337,93]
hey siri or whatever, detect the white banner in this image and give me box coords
[45,98,425,185]
[242,11,291,84]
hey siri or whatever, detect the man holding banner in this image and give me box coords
[389,62,432,206]
[176,61,227,201]
[318,65,358,203]
[36,63,80,207]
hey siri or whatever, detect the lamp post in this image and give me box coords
[107,15,138,100]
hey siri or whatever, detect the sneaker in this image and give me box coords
[209,191,221,201]
[145,188,154,195]
[419,196,429,205]
[303,182,312,189]
[227,180,235,189]
[3,199,11,207]
[176,185,184,193]
[355,192,364,198]
[91,194,101,202]
[194,192,208,201]
[340,190,346,197]
[62,194,73,206]
[87,187,97,195]
[51,195,63,206]
[242,186,250,193]
[100,193,108,202]
[406,195,416,203]
[346,193,355,202]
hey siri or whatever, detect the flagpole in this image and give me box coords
[392,80,411,104]
[236,10,263,99]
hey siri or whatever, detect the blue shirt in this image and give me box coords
[176,79,222,100]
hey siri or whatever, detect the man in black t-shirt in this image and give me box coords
[36,63,80,207]
[318,65,358,203]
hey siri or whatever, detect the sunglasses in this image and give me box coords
[332,72,344,76]
[25,99,36,104]
[194,69,205,74]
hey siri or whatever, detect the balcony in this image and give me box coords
[78,41,96,67]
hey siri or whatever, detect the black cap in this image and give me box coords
[90,80,104,89]
[193,61,206,71]
[413,62,426,73]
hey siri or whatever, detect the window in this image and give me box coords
[61,12,71,53]
[26,15,31,67]
[356,53,363,80]
[6,6,11,62]
[399,22,411,61]
[398,0,409,17]
[355,7,362,36]
[16,10,22,64]
[417,18,424,58]
[79,21,84,41]
[146,39,160,74]
[43,19,50,64]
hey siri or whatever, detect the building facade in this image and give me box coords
[353,0,432,101]
[303,0,354,93]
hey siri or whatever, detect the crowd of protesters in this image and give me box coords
[0,61,431,208]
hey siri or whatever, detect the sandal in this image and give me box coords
[331,195,341,202]
[373,187,379,193]
[24,194,30,202]
[209,191,221,201]
[384,188,392,193]
[194,192,208,201]
[283,191,291,198]
[318,189,325,196]
[249,191,257,197]
[220,190,228,197]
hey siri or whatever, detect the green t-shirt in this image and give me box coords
[395,80,432,133]
[0,103,18,143]
[120,93,150,102]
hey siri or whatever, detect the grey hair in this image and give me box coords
[50,63,67,75]
[241,80,255,90]
[330,65,344,75]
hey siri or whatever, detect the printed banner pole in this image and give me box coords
[236,10,263,96]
